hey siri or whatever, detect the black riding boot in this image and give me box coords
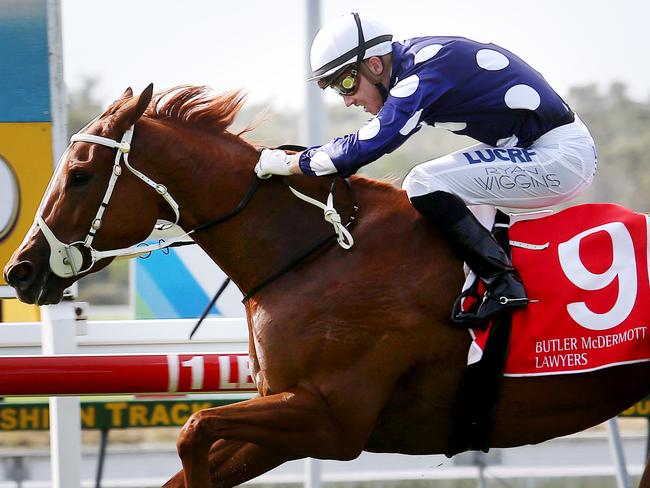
[410,191,528,325]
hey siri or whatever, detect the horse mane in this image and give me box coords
[115,85,402,195]
[145,85,249,136]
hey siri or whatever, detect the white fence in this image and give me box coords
[0,301,260,488]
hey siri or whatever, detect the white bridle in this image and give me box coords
[37,125,192,278]
[37,125,354,279]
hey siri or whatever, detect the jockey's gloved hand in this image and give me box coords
[255,149,292,179]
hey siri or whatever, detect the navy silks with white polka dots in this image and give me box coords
[299,36,574,177]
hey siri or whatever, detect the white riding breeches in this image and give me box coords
[402,116,597,209]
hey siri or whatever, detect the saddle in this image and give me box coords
[448,203,650,456]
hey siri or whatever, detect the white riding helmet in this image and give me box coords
[309,12,394,82]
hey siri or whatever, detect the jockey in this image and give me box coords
[255,12,597,325]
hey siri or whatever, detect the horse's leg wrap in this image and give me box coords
[176,387,369,488]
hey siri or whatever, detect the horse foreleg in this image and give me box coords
[162,439,293,488]
[176,387,372,488]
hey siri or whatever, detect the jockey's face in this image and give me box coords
[341,57,388,116]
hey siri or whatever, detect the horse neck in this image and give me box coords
[198,174,360,296]
[141,121,353,295]
[139,120,459,305]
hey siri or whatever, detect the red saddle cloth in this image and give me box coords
[471,203,650,376]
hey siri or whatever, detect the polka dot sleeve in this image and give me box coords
[299,62,452,177]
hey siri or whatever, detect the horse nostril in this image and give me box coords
[5,261,36,290]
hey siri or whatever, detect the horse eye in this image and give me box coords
[69,170,91,187]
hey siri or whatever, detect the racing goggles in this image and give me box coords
[320,66,360,96]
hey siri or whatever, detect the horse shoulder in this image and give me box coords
[247,179,467,398]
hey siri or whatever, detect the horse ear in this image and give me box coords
[120,87,134,100]
[125,83,154,126]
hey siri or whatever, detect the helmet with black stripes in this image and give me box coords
[308,12,393,85]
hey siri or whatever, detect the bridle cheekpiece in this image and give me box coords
[37,124,186,278]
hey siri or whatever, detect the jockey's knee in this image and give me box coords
[402,165,450,201]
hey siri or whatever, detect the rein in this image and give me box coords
[192,177,261,233]
[181,147,358,301]
[139,144,358,299]
[243,177,357,301]
[175,173,358,301]
[39,128,358,302]
[189,175,357,339]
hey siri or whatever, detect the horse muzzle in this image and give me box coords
[3,259,65,305]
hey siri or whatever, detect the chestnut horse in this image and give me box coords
[4,85,650,488]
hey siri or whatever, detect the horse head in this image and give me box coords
[4,83,307,305]
[3,84,164,304]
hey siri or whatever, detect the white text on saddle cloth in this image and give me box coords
[471,203,650,377]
